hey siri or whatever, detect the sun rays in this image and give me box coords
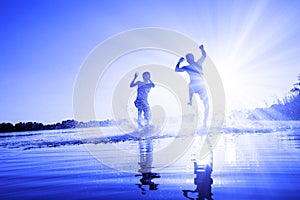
[206,0,300,112]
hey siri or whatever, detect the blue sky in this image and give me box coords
[1,0,300,124]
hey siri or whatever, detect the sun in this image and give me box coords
[205,0,298,113]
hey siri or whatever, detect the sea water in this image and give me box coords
[0,121,300,199]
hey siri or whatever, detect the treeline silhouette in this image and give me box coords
[0,119,116,133]
[248,74,300,120]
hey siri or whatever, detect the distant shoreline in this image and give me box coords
[0,119,116,133]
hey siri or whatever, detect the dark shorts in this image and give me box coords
[134,99,149,111]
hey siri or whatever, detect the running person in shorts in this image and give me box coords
[130,71,155,127]
[175,44,209,128]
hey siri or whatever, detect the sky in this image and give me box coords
[1,0,300,124]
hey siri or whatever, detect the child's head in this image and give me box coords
[186,53,194,64]
[142,72,150,81]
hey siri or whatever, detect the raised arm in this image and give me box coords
[130,72,139,87]
[175,57,186,72]
[196,45,206,65]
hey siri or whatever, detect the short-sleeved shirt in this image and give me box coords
[134,83,155,109]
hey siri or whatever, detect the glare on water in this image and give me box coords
[0,120,300,199]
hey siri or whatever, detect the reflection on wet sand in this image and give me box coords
[135,138,160,194]
[183,162,213,200]
[183,135,214,200]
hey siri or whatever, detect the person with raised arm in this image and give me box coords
[130,71,155,127]
[175,44,209,128]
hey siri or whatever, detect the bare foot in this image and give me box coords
[187,102,192,106]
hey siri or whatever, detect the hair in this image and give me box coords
[142,72,150,80]
[186,53,194,61]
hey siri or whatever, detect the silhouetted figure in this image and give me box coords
[130,72,155,127]
[175,45,209,128]
[182,162,213,200]
[135,138,160,194]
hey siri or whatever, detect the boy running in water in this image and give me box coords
[130,71,155,127]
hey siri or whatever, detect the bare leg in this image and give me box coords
[188,86,194,106]
[144,106,150,126]
[199,92,209,128]
[137,109,142,127]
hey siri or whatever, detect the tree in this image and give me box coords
[290,74,300,95]
[0,123,14,132]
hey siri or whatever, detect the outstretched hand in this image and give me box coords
[199,44,204,50]
[179,57,185,62]
[134,72,139,78]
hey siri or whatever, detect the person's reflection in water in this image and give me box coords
[182,162,213,200]
[183,136,214,200]
[135,138,160,195]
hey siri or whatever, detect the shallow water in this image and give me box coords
[0,121,300,199]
